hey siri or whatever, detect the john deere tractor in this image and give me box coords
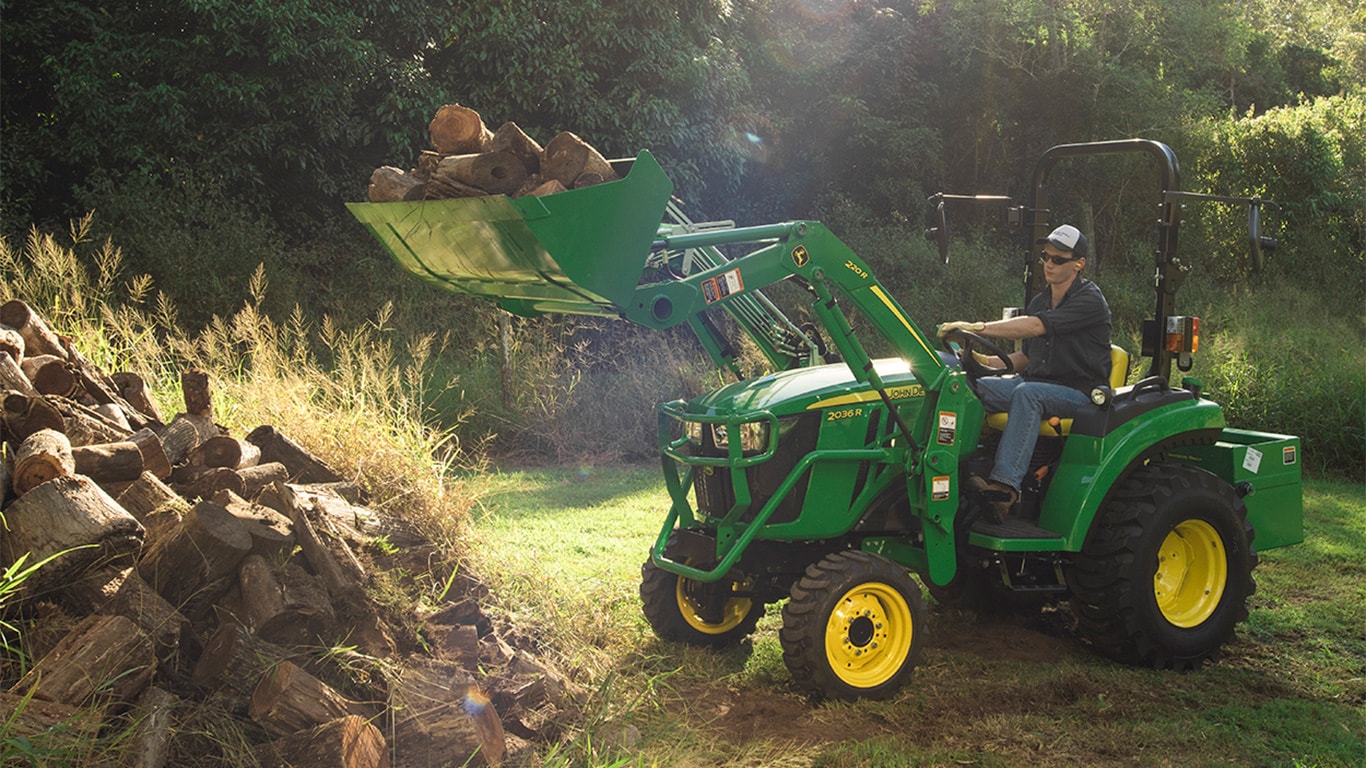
[349,139,1303,700]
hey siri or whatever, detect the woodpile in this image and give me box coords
[366,103,621,202]
[0,299,584,766]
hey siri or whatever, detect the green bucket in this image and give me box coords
[347,150,674,318]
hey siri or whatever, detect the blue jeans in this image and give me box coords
[974,377,1091,491]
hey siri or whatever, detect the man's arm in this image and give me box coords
[979,315,1045,340]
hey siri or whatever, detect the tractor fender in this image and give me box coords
[1038,396,1226,550]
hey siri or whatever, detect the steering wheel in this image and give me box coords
[941,329,1015,382]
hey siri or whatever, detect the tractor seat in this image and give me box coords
[984,345,1130,437]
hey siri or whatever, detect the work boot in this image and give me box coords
[969,476,1019,523]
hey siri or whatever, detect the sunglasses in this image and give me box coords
[1040,253,1081,265]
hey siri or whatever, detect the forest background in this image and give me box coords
[2,0,1362,475]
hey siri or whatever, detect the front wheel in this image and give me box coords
[640,542,763,649]
[780,550,926,700]
[1069,462,1257,670]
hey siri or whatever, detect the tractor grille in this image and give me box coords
[693,413,819,525]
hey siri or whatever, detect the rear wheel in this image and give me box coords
[780,551,926,700]
[639,539,763,649]
[1069,462,1256,670]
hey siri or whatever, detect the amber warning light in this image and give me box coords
[1166,316,1200,371]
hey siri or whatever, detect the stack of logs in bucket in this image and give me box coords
[366,103,621,202]
[0,299,580,767]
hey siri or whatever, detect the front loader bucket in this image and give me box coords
[347,150,674,318]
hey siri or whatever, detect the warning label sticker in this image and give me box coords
[1283,445,1297,465]
[937,411,957,445]
[932,476,951,502]
[702,269,744,304]
[1243,447,1263,474]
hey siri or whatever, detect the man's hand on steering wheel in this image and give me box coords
[938,326,1015,380]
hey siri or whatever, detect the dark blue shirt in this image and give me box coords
[1022,277,1112,392]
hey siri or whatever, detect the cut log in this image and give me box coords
[56,338,151,430]
[171,465,246,501]
[212,489,296,559]
[49,394,132,446]
[238,555,334,645]
[237,461,289,500]
[22,355,78,397]
[62,566,192,668]
[136,499,253,615]
[0,299,66,359]
[527,178,568,197]
[491,121,543,175]
[13,427,74,495]
[180,368,213,418]
[429,103,494,155]
[156,412,219,466]
[0,691,102,751]
[111,371,164,425]
[9,614,155,706]
[127,427,172,479]
[2,391,64,440]
[272,482,366,602]
[424,173,488,200]
[249,660,372,737]
[191,623,299,709]
[541,132,619,188]
[189,435,261,470]
[1,352,40,397]
[434,151,529,197]
[246,425,343,483]
[117,686,180,768]
[389,659,505,767]
[115,472,187,522]
[93,402,133,432]
[72,440,145,485]
[0,324,23,363]
[428,624,481,668]
[254,714,389,768]
[0,474,145,590]
[368,166,426,203]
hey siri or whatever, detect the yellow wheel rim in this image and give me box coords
[676,575,754,635]
[823,582,914,689]
[1154,519,1228,628]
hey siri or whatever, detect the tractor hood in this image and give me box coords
[687,358,928,417]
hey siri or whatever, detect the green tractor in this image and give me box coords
[349,139,1303,701]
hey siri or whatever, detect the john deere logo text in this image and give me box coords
[792,245,810,268]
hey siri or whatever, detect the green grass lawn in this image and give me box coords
[465,466,1365,768]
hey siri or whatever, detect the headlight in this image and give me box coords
[685,421,705,445]
[712,421,769,452]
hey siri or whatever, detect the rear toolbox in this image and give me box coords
[1170,428,1304,550]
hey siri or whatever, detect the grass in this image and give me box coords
[466,466,1366,768]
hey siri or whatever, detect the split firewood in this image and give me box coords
[429,103,495,155]
[0,323,23,362]
[2,392,64,440]
[116,472,187,522]
[212,489,295,559]
[137,498,253,615]
[9,614,155,707]
[434,151,529,197]
[13,427,74,494]
[156,412,219,466]
[189,435,261,470]
[181,368,213,418]
[0,474,145,590]
[117,686,180,768]
[254,714,389,768]
[22,354,78,397]
[72,440,145,486]
[541,131,619,189]
[368,166,426,203]
[0,299,66,359]
[127,427,173,479]
[62,566,192,668]
[249,660,372,738]
[428,624,481,667]
[272,481,366,603]
[389,658,505,767]
[111,371,164,424]
[491,121,543,175]
[246,425,344,483]
[1,353,40,397]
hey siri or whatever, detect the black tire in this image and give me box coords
[639,543,763,649]
[780,550,926,700]
[1069,462,1257,670]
